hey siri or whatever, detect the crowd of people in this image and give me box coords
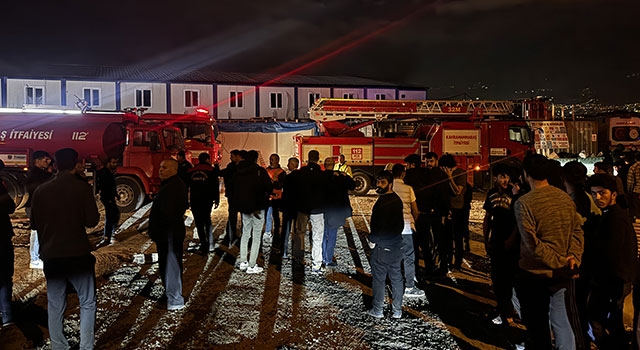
[3,145,640,349]
[482,153,639,349]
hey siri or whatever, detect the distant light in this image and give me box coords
[474,165,481,171]
[0,108,82,115]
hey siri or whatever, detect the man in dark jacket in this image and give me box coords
[231,150,272,274]
[96,156,119,246]
[367,171,404,319]
[587,173,638,349]
[0,160,16,327]
[176,150,193,185]
[25,150,52,269]
[280,157,300,259]
[221,149,241,239]
[31,148,100,349]
[293,150,329,273]
[403,153,450,278]
[322,157,355,268]
[188,153,220,254]
[149,158,189,311]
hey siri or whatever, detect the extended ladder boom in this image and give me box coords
[309,98,517,122]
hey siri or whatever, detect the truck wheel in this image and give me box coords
[0,173,27,209]
[351,172,372,196]
[115,177,145,213]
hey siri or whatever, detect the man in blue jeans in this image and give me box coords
[31,148,100,349]
[322,157,355,268]
[367,171,404,319]
[514,154,583,349]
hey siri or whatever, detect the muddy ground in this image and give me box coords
[0,193,635,349]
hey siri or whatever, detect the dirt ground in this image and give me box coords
[0,192,635,349]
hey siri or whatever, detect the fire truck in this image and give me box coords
[0,108,187,212]
[129,107,221,164]
[297,98,548,194]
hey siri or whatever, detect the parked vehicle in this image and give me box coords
[0,108,186,212]
[133,107,222,164]
[297,98,548,193]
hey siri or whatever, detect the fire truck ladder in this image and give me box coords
[309,98,516,122]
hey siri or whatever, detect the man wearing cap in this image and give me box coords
[25,150,52,269]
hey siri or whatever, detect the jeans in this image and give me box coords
[322,223,339,265]
[449,208,466,268]
[265,206,273,233]
[515,269,571,349]
[239,210,265,267]
[489,247,518,318]
[30,229,40,262]
[226,201,239,238]
[413,214,441,273]
[309,213,324,267]
[281,212,295,258]
[402,234,416,289]
[293,212,324,265]
[102,201,120,240]
[549,288,575,350]
[264,201,281,239]
[156,233,185,308]
[44,257,96,350]
[191,200,214,251]
[370,242,404,314]
[0,237,14,325]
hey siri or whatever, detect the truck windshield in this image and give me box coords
[509,126,531,144]
[174,122,213,144]
[163,128,185,151]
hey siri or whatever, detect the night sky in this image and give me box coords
[1,0,638,104]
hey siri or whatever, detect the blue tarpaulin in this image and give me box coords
[217,121,318,134]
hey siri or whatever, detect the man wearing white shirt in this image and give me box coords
[391,163,426,297]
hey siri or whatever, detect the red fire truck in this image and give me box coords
[129,107,221,164]
[0,108,187,212]
[297,98,548,194]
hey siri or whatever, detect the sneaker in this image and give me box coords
[97,237,114,247]
[311,264,323,274]
[29,260,43,269]
[326,261,338,267]
[366,308,383,319]
[515,342,525,350]
[167,304,185,311]
[392,309,402,319]
[239,261,249,271]
[246,265,264,274]
[491,315,503,325]
[404,287,426,297]
[2,321,15,327]
[263,232,272,240]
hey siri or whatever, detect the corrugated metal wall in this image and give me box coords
[564,120,599,155]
